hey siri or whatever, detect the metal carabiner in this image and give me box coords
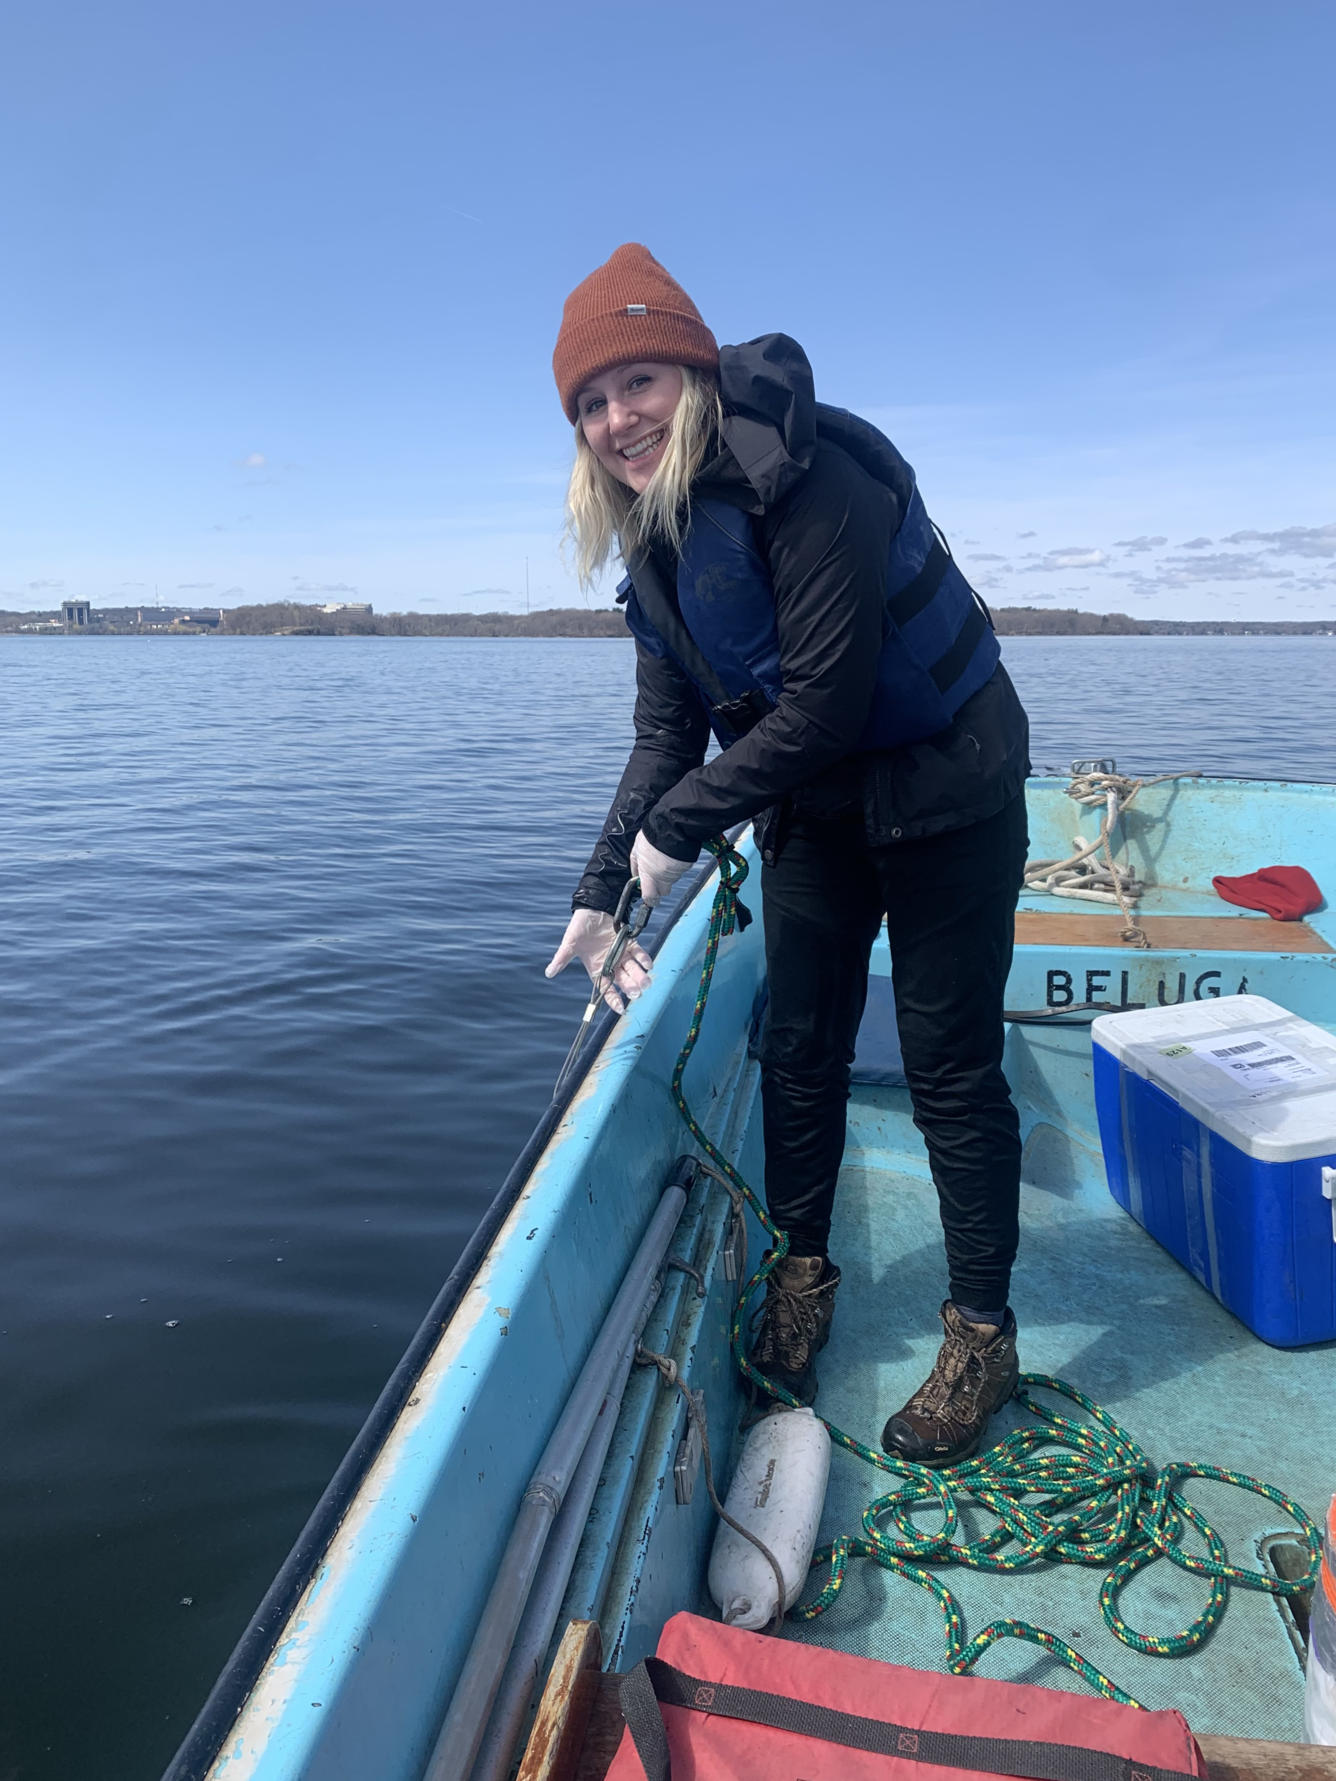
[602,875,649,983]
[552,876,649,1101]
[612,872,648,932]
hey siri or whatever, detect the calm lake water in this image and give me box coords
[2,633,1335,1780]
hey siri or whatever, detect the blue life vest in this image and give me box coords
[622,472,998,752]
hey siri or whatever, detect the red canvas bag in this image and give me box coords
[606,1612,1206,1781]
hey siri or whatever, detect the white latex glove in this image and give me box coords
[629,835,697,907]
[544,908,653,1012]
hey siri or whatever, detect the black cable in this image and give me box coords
[1004,1000,1144,1025]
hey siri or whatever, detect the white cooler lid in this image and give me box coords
[1091,994,1336,1163]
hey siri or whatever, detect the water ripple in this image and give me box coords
[1,632,1333,1778]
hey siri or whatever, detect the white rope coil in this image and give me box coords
[1023,766,1201,949]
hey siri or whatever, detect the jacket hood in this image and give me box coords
[697,333,915,515]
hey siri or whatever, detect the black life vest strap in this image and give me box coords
[618,1657,1197,1781]
[886,535,950,629]
[931,599,989,694]
[886,531,996,667]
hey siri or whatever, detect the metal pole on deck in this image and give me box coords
[422,1160,696,1781]
[467,1299,655,1781]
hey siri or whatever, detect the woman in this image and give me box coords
[544,244,1030,1467]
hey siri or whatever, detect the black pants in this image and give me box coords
[758,794,1027,1311]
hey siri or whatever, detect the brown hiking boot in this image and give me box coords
[881,1301,1019,1467]
[746,1252,841,1409]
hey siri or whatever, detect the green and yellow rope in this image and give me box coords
[668,836,1320,1710]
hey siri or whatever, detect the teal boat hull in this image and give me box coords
[168,775,1336,1781]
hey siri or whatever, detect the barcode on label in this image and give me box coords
[1184,1026,1326,1096]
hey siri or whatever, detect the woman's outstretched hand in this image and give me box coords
[545,908,652,1012]
[629,835,696,906]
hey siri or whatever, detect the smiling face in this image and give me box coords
[575,361,684,493]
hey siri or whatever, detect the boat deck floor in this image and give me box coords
[728,1103,1329,1741]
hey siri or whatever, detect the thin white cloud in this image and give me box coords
[28,578,64,589]
[293,580,358,594]
[1113,552,1294,595]
[1034,548,1108,571]
[178,582,214,589]
[1221,523,1336,558]
[238,452,267,469]
[1162,552,1291,581]
[968,521,1336,611]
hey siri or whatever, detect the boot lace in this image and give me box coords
[913,1330,987,1420]
[750,1276,824,1369]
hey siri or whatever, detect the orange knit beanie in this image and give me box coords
[553,243,719,422]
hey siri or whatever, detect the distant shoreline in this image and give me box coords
[991,606,1336,637]
[3,602,1334,638]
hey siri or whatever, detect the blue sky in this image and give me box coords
[2,1,1332,619]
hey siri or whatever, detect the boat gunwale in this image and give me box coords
[1026,772,1336,792]
[159,844,737,1781]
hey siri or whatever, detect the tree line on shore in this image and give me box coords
[219,601,1336,637]
[2,601,1333,638]
[223,603,631,636]
[986,606,1336,636]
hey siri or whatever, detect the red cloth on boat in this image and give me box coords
[1212,865,1324,921]
[605,1612,1206,1781]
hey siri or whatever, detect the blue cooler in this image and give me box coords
[1092,995,1336,1347]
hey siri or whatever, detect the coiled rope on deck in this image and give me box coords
[669,835,1319,1708]
[1023,767,1201,949]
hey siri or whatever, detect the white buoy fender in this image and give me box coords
[707,1406,831,1631]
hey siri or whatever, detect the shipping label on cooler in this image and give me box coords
[1160,1028,1332,1098]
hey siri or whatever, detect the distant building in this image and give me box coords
[171,611,221,629]
[62,598,91,629]
[320,601,373,615]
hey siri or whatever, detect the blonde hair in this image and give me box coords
[564,365,723,589]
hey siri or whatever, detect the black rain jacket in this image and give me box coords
[572,335,1030,915]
